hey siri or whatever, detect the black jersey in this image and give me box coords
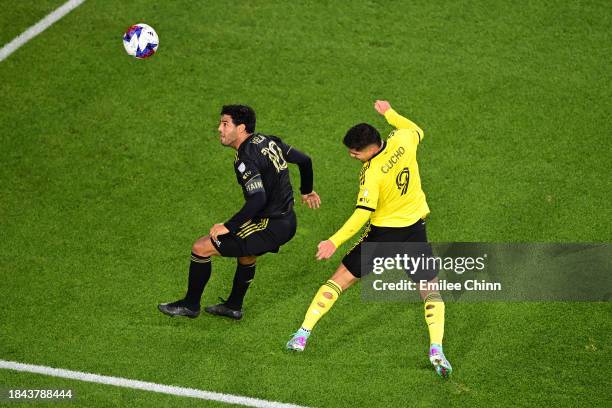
[224,132,313,233]
[234,134,295,216]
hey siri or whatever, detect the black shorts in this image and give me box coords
[342,218,437,282]
[211,211,297,257]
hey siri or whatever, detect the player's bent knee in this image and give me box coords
[191,241,206,256]
[331,264,359,291]
[238,256,257,265]
[192,236,218,257]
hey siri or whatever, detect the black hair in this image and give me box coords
[221,105,256,134]
[343,123,382,150]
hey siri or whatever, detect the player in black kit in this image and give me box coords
[159,105,320,320]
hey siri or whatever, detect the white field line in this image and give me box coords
[0,0,86,62]
[0,359,310,408]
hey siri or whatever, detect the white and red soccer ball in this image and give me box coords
[123,23,158,59]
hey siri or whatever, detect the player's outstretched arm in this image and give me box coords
[285,147,320,209]
[374,100,423,136]
[316,208,371,260]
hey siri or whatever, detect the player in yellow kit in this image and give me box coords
[286,100,452,378]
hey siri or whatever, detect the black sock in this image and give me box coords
[184,252,211,309]
[225,262,256,310]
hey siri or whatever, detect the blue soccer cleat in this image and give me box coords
[286,328,311,352]
[429,343,452,378]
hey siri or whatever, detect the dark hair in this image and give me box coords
[221,105,256,133]
[343,123,381,150]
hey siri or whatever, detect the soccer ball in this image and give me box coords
[123,23,159,59]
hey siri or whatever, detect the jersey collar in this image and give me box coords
[368,140,387,162]
[237,133,257,153]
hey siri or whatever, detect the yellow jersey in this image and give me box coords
[356,109,429,227]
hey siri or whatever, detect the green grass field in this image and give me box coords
[1,0,611,407]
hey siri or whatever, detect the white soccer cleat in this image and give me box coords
[286,328,311,352]
[429,344,452,378]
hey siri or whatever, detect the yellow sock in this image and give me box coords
[301,280,342,331]
[424,292,445,345]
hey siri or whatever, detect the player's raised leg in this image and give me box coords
[287,264,358,351]
[158,235,220,318]
[420,280,452,378]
